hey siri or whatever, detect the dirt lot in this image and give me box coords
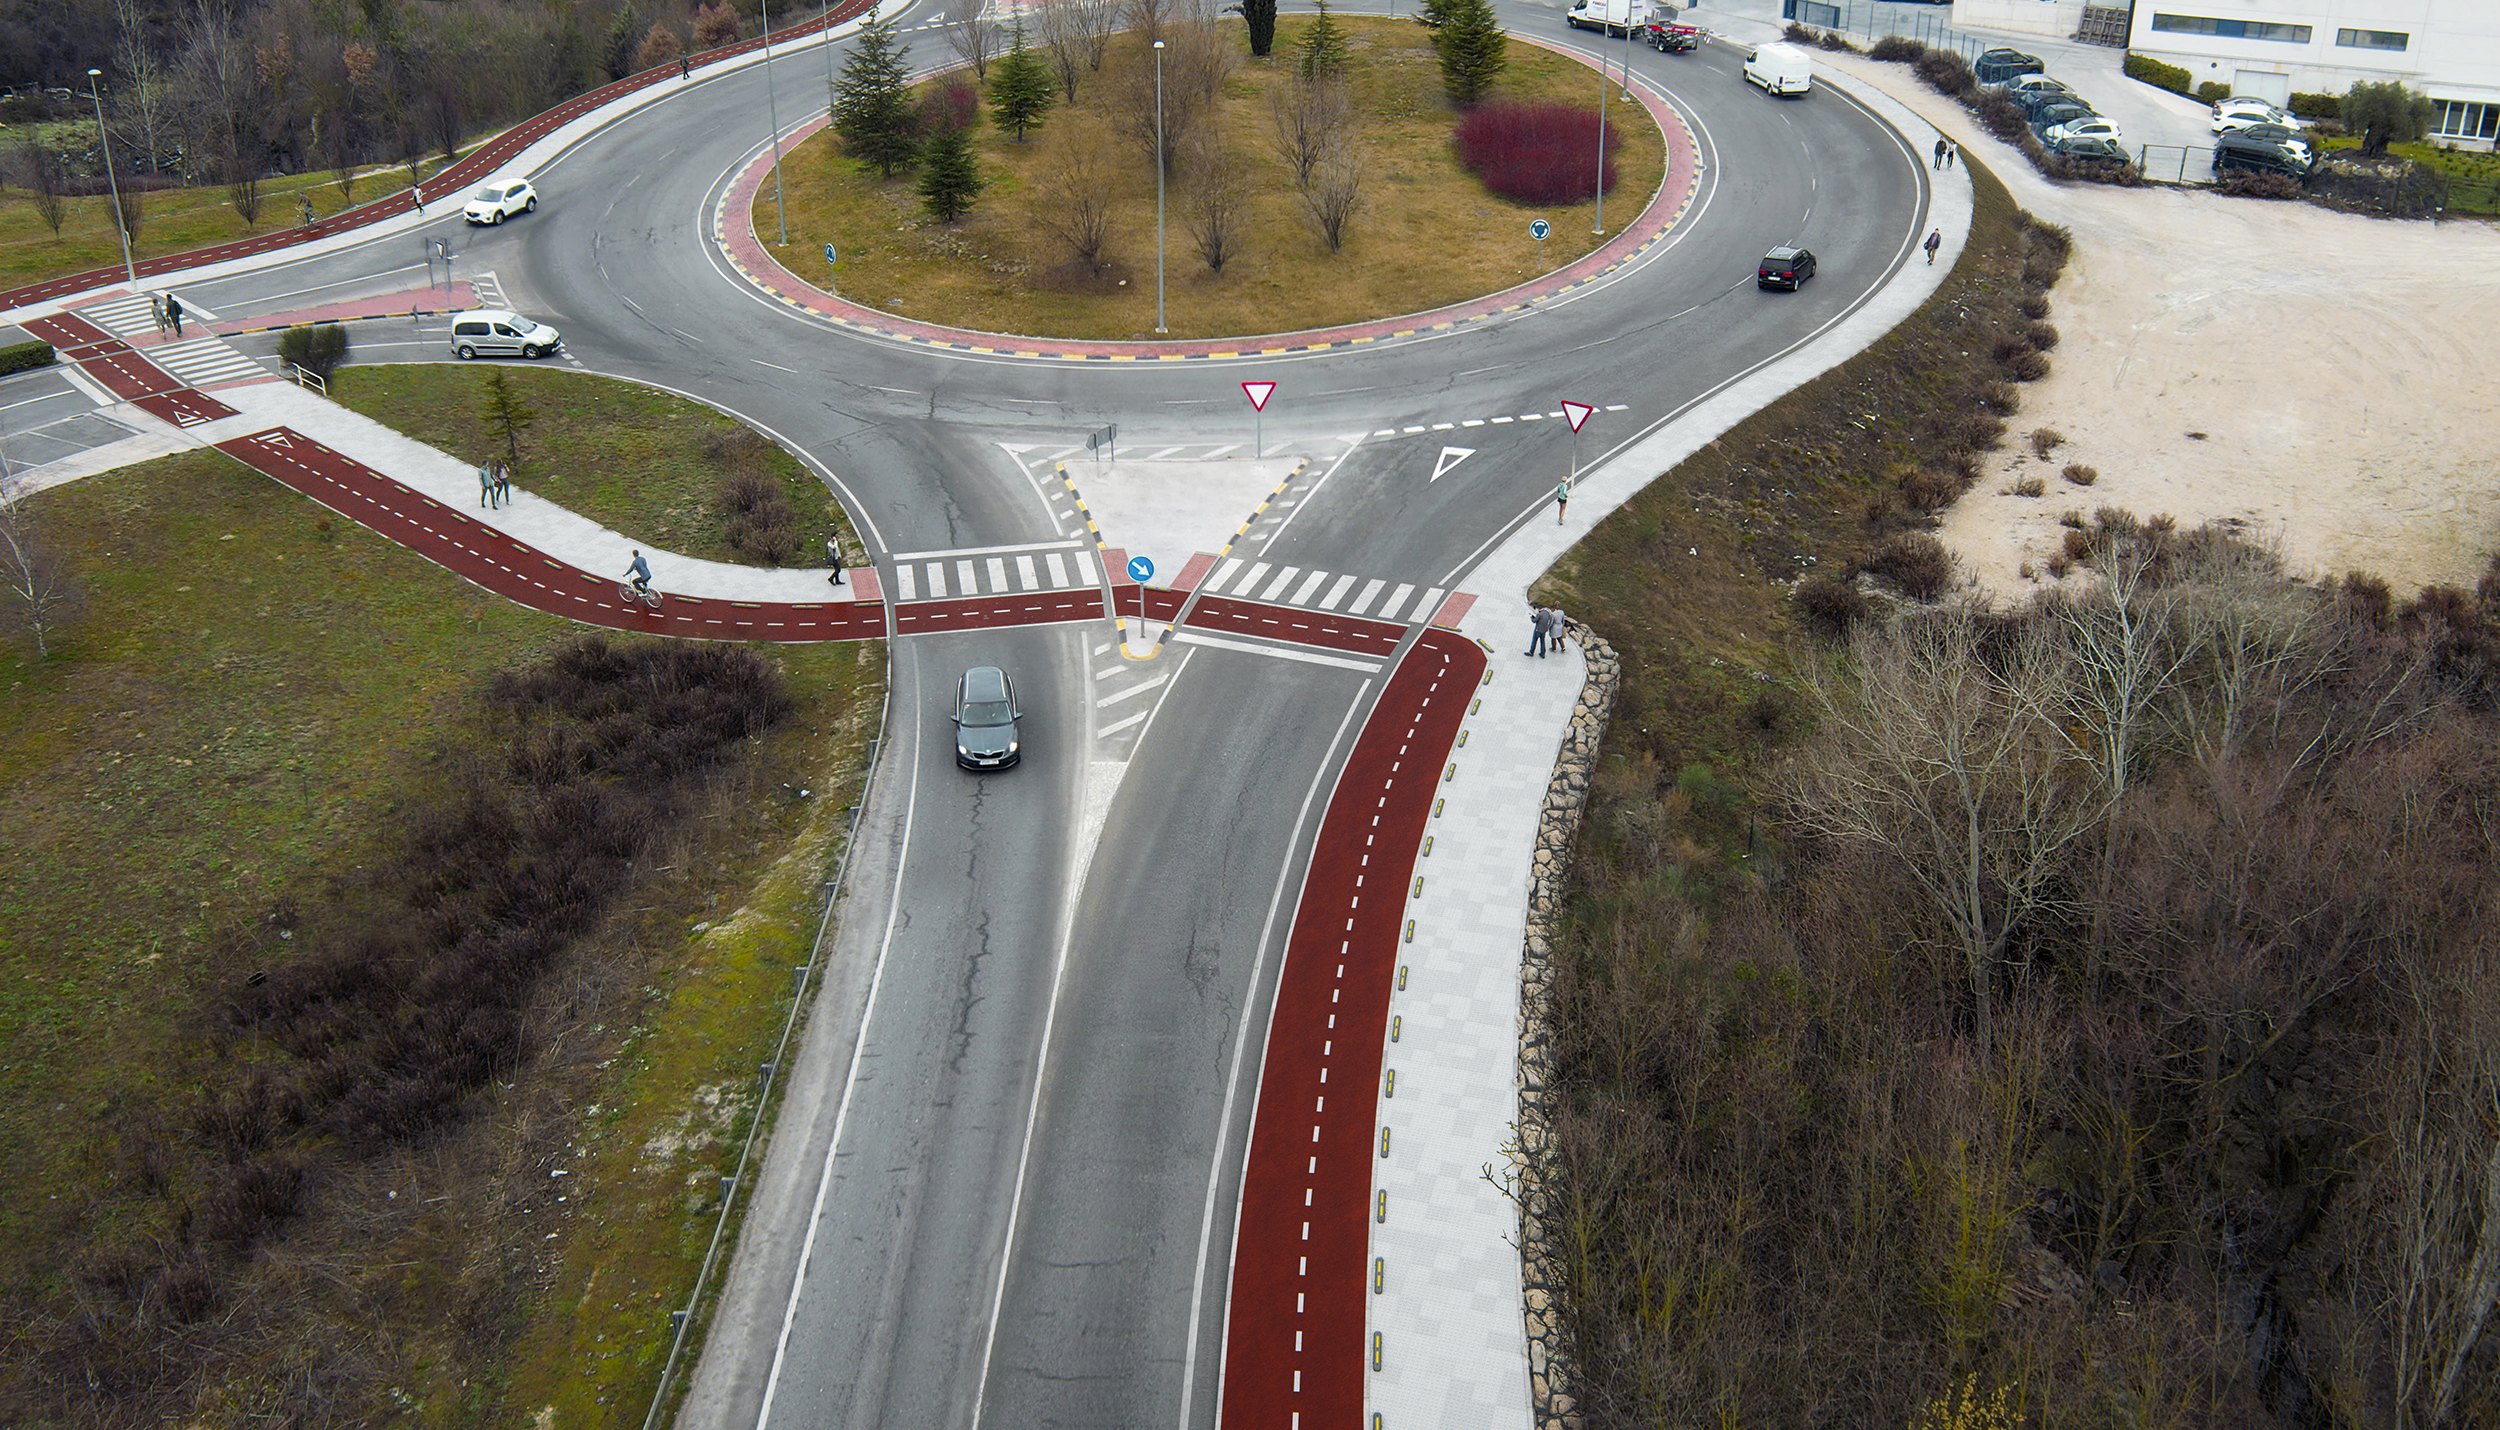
[1829,50,2500,598]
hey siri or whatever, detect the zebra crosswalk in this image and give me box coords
[890,541,1099,602]
[149,337,275,390]
[1190,557,1449,626]
[73,292,171,339]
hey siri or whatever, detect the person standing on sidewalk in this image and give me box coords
[1552,606,1572,654]
[1945,140,1959,169]
[1925,229,1942,265]
[1554,477,1571,524]
[1527,605,1549,659]
[826,535,846,586]
[1933,137,1947,169]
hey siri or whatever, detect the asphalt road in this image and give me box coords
[61,6,1930,1423]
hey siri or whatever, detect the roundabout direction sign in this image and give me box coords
[1530,217,1551,271]
[1128,555,1155,584]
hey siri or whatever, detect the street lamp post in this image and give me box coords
[1592,44,1609,235]
[761,0,789,244]
[86,69,138,290]
[1153,39,1167,335]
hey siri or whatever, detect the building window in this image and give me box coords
[2335,28,2408,52]
[2433,100,2499,142]
[2150,13,2314,44]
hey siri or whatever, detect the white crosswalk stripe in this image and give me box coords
[77,294,164,339]
[1193,559,1451,625]
[888,541,1098,602]
[150,338,275,390]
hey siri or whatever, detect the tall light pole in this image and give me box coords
[87,69,138,290]
[1153,39,1167,334]
[1592,41,1609,235]
[761,0,789,244]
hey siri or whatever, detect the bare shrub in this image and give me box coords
[2014,476,2047,498]
[1869,35,1924,62]
[2024,321,2060,351]
[2062,463,2098,486]
[2018,295,2051,321]
[2029,429,2065,461]
[1865,533,1955,601]
[1032,122,1117,276]
[1901,465,1962,512]
[1794,573,1870,637]
[2010,349,2051,381]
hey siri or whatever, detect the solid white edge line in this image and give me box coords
[754,641,921,1429]
[1170,629,1384,673]
[1177,677,1376,1430]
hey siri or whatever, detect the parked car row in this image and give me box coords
[1978,48,2132,158]
[2209,95,2315,177]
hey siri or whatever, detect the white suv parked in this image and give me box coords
[448,309,562,360]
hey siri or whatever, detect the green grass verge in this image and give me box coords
[0,383,884,1423]
[330,363,853,565]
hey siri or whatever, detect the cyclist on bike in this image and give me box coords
[624,549,653,597]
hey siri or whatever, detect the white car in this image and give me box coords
[2212,101,2299,135]
[448,308,562,360]
[462,179,539,225]
[2045,116,2125,147]
[2233,123,2313,163]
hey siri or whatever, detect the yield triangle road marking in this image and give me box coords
[1430,446,1475,481]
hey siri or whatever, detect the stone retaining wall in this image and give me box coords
[1516,627,1618,1430]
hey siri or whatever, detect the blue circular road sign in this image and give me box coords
[1128,556,1155,583]
[1530,219,1551,241]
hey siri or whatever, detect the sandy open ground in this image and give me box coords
[1828,51,2500,600]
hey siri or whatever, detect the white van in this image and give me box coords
[1565,0,1665,36]
[1743,42,1814,96]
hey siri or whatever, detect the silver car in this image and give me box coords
[448,308,562,360]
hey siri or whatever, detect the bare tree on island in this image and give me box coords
[944,0,1003,79]
[1032,123,1118,277]
[0,473,86,660]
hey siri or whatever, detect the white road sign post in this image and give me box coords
[1563,399,1594,488]
[1243,380,1275,459]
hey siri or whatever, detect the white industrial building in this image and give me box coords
[2127,2,2500,148]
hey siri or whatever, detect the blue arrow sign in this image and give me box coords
[1128,556,1154,583]
[824,243,837,266]
[1530,219,1551,241]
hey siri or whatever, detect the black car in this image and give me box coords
[2010,86,2083,119]
[952,665,1022,769]
[1975,48,2044,91]
[2048,135,2132,165]
[2214,133,2311,179]
[1758,246,1816,290]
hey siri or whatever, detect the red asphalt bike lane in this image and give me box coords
[1221,628,1487,1430]
[213,427,888,642]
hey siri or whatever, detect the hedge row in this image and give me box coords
[0,340,57,376]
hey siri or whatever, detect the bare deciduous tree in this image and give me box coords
[1182,140,1247,273]
[18,138,67,236]
[1036,0,1116,103]
[1786,609,2097,1057]
[1299,146,1363,254]
[0,473,86,660]
[943,0,1002,79]
[1031,124,1117,276]
[1268,76,1350,189]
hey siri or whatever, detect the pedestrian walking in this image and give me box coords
[1933,137,1947,170]
[1924,229,1942,265]
[480,463,495,508]
[1554,477,1572,525]
[164,292,184,337]
[149,292,167,335]
[1527,605,1549,659]
[412,180,424,215]
[493,463,513,507]
[1552,607,1572,654]
[1945,140,1959,170]
[680,56,691,81]
[826,535,847,586]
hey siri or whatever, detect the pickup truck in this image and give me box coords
[1641,20,1699,51]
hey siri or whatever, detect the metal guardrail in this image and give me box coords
[639,656,895,1430]
[287,363,326,396]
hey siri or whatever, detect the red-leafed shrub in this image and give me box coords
[1452,103,1618,205]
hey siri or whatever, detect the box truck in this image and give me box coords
[1565,0,1669,37]
[1742,42,1814,96]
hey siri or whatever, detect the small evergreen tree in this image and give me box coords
[988,19,1055,140]
[918,124,984,222]
[1437,0,1507,109]
[602,5,640,80]
[1418,0,1460,28]
[833,12,920,177]
[1241,0,1278,57]
[2342,79,2436,157]
[1298,0,1349,82]
[481,367,537,467]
